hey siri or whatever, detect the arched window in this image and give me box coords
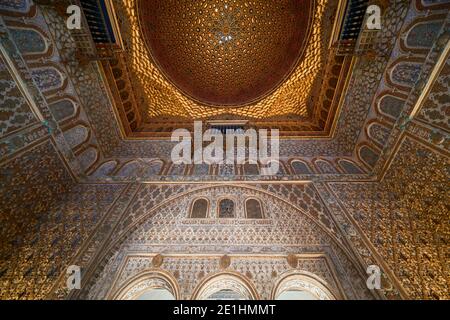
[291,160,312,174]
[206,289,247,300]
[190,198,209,218]
[193,273,258,300]
[273,273,336,300]
[136,288,175,300]
[276,290,318,300]
[218,199,235,218]
[245,198,263,219]
[113,272,179,300]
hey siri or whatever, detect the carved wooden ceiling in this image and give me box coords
[139,0,313,107]
[102,0,351,138]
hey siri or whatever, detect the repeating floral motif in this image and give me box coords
[0,17,86,177]
[0,143,69,299]
[0,0,448,302]
[35,1,410,160]
[95,255,343,300]
[0,141,123,299]
[418,56,450,132]
[0,57,36,137]
[115,0,331,119]
[331,138,449,299]
[369,8,450,177]
[277,2,410,157]
[255,183,342,241]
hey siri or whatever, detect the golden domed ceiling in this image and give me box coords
[102,0,350,137]
[138,0,313,106]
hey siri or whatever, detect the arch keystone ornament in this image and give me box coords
[287,254,299,269]
[219,255,232,270]
[152,254,164,268]
[272,272,338,300]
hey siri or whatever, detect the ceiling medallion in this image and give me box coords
[139,0,313,106]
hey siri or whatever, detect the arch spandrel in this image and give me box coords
[86,185,372,300]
